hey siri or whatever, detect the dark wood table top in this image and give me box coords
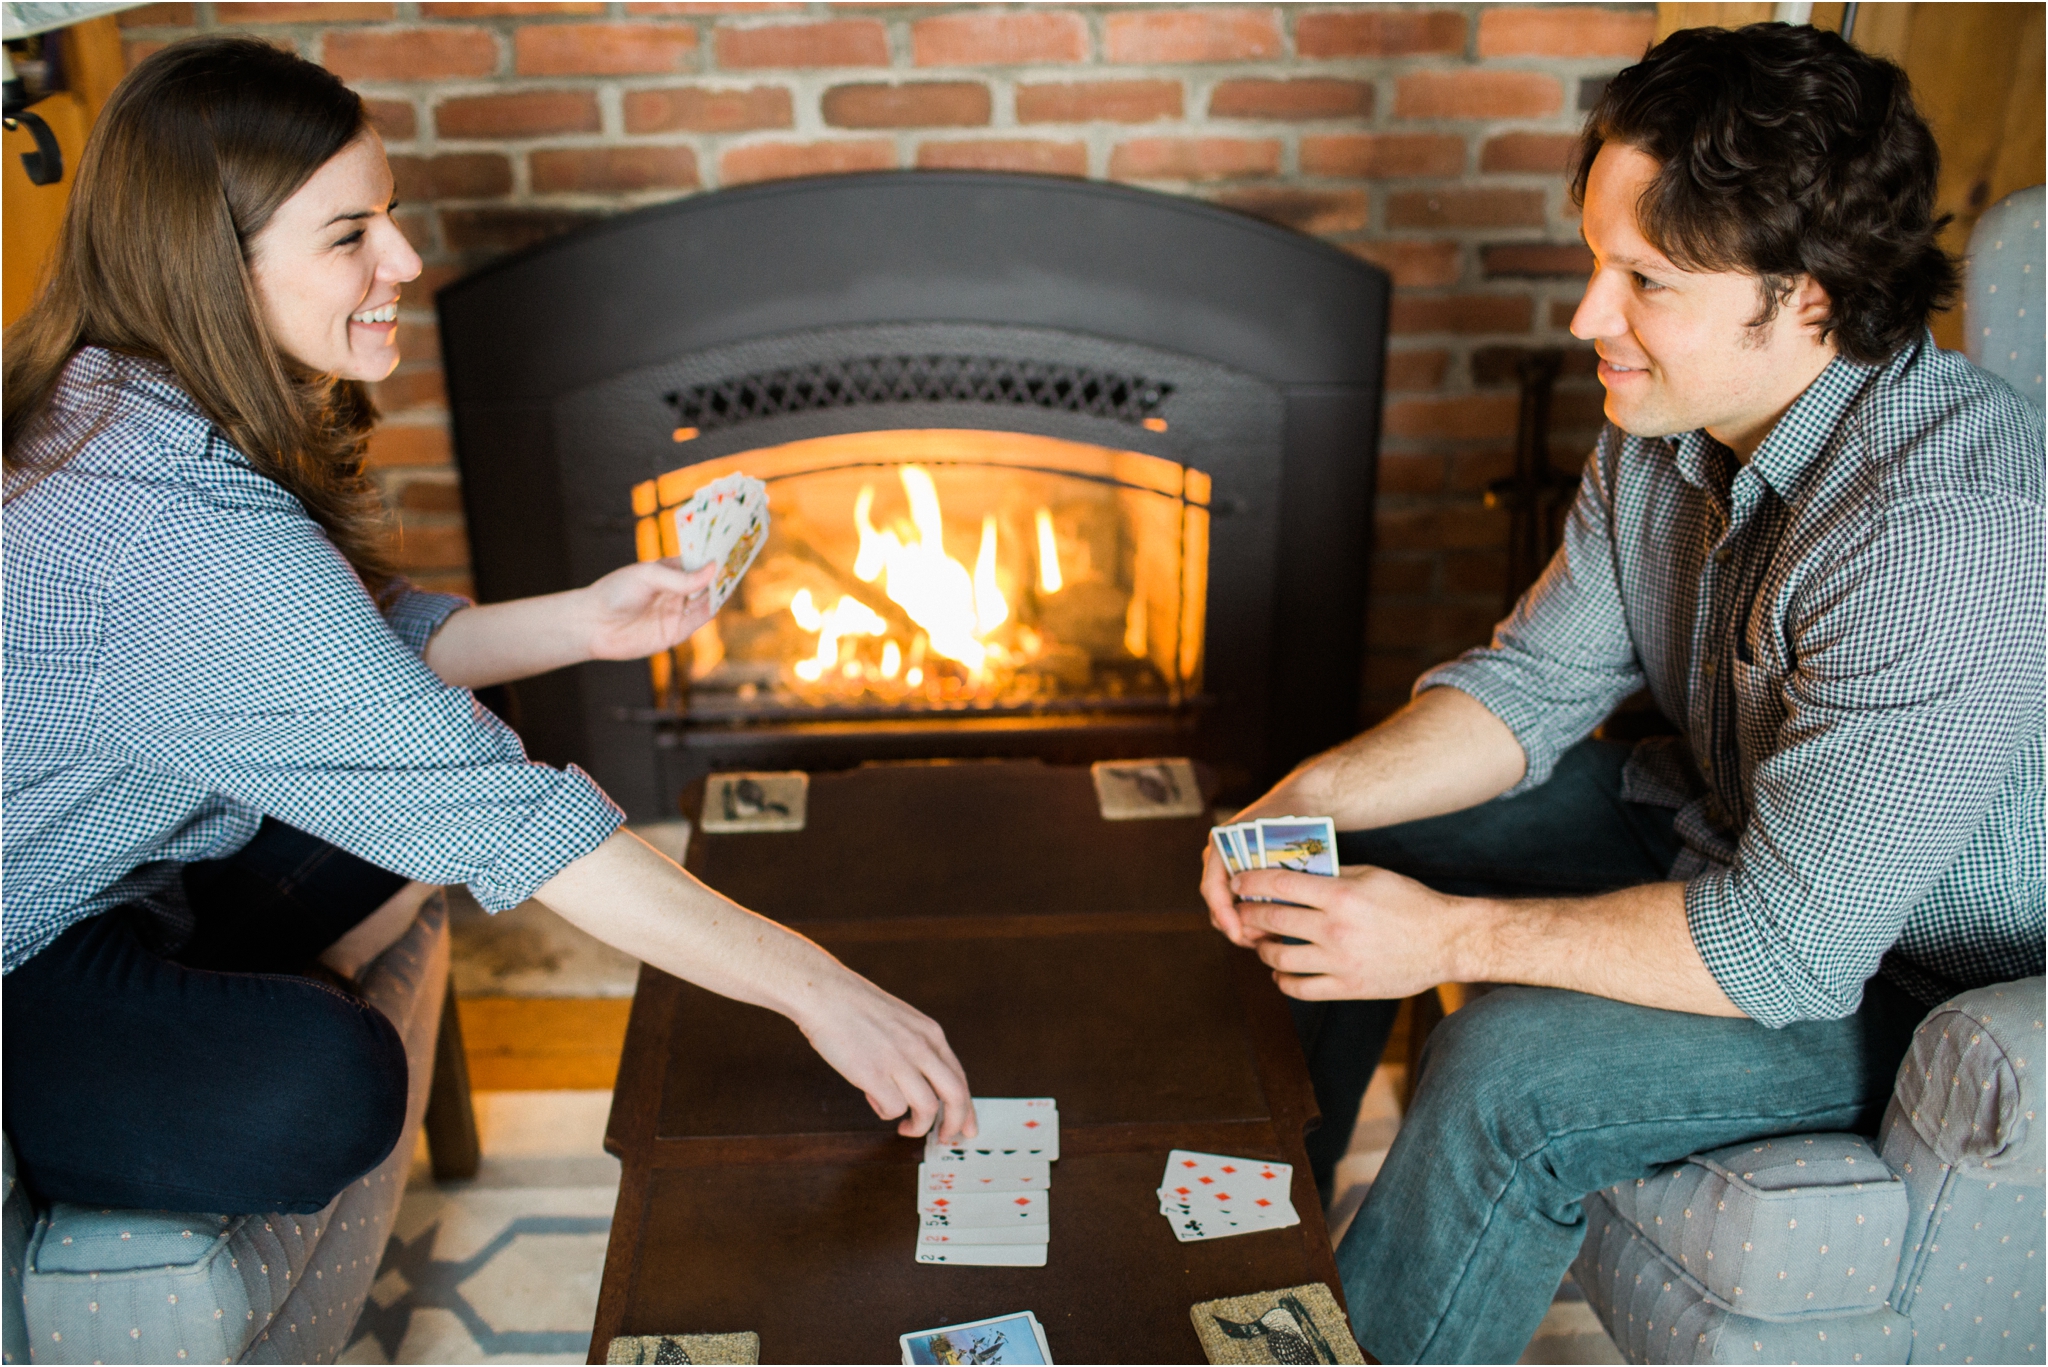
[592,759,1343,1364]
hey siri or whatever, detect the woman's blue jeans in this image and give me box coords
[1296,741,1924,1362]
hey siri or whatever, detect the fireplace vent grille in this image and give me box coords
[664,355,1174,435]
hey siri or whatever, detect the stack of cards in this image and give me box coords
[671,472,770,614]
[1209,816,1338,877]
[916,1098,1058,1267]
[1157,1150,1300,1242]
[900,1310,1053,1364]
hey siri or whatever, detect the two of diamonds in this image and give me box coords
[915,1098,1058,1267]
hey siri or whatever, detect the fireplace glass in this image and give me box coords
[632,429,1210,726]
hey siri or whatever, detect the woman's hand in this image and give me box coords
[793,967,979,1142]
[580,558,720,662]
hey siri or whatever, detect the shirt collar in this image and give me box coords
[1662,346,1883,500]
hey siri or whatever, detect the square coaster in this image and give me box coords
[1090,758,1204,820]
[701,772,808,833]
[1189,1283,1363,1365]
[606,1331,760,1364]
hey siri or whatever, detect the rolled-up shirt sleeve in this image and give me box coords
[1420,433,1647,795]
[96,495,622,910]
[1685,490,2046,1026]
[381,580,470,657]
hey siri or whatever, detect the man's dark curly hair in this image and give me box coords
[1570,23,1959,364]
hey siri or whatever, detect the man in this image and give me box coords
[1200,24,2044,1363]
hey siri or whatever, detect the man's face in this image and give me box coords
[1572,143,1835,459]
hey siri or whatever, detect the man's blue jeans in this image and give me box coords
[1300,741,1924,1362]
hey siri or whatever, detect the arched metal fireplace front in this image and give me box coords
[439,171,1388,821]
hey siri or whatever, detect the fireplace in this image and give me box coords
[439,171,1387,820]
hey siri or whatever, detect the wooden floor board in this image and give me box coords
[458,996,632,1091]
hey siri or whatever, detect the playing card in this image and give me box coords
[1254,817,1339,876]
[1188,1284,1363,1365]
[671,472,769,613]
[918,1159,1051,1193]
[1092,758,1204,820]
[917,1223,1050,1246]
[917,1191,1048,1227]
[699,771,807,834]
[1210,827,1246,875]
[900,1311,1051,1365]
[1157,1151,1299,1237]
[914,1243,1048,1267]
[925,1097,1058,1162]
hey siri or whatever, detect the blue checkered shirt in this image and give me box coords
[1424,337,2045,1027]
[3,348,623,974]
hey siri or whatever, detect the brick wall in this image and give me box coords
[116,1,1654,724]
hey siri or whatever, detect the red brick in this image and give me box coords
[1371,555,1435,594]
[365,422,452,469]
[1552,389,1609,430]
[435,90,600,138]
[1385,348,1450,391]
[217,2,392,19]
[1395,70,1562,120]
[1384,394,1520,440]
[1390,294,1535,335]
[1342,240,1462,288]
[323,27,498,81]
[515,23,698,76]
[1301,133,1462,178]
[118,5,194,25]
[1470,345,1598,385]
[1447,446,1533,494]
[124,39,168,69]
[1551,298,1583,329]
[1441,548,1510,590]
[1108,137,1280,182]
[532,146,701,193]
[625,2,804,12]
[714,20,888,69]
[392,523,472,573]
[412,264,466,301]
[719,139,895,186]
[1296,9,1466,57]
[912,11,1088,66]
[1212,187,1368,234]
[422,2,604,13]
[404,571,476,599]
[1477,7,1657,58]
[1016,80,1182,124]
[916,140,1088,176]
[1386,187,1547,229]
[1209,79,1372,121]
[439,206,605,254]
[395,320,439,365]
[396,476,465,512]
[362,97,417,141]
[370,367,447,413]
[1376,503,1509,553]
[1378,452,1446,495]
[390,205,434,247]
[1480,132,1581,175]
[624,85,793,134]
[1482,243,1594,278]
[388,152,512,200]
[822,82,991,130]
[1105,7,1282,63]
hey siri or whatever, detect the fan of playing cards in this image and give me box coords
[672,472,770,615]
[1158,1150,1301,1242]
[1211,815,1339,877]
[916,1097,1058,1267]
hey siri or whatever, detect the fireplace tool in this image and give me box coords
[1483,349,1576,614]
[1,48,64,186]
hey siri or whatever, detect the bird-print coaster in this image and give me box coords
[1188,1284,1363,1365]
[605,1331,759,1364]
[699,771,808,833]
[1090,758,1204,820]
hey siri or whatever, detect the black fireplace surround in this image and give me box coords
[439,171,1389,820]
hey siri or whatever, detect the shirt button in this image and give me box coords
[1704,658,1717,677]
[1715,547,1734,565]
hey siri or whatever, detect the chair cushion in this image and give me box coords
[1891,977,2043,1179]
[16,893,448,1364]
[1596,1132,1907,1320]
[1576,1187,1911,1364]
[1964,185,2046,410]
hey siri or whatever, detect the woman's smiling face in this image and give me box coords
[247,132,420,382]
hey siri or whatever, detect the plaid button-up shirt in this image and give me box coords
[3,348,623,974]
[1425,337,2044,1027]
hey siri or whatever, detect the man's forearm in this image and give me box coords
[1459,881,1744,1017]
[1250,686,1528,829]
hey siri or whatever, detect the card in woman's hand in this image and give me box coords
[671,473,770,612]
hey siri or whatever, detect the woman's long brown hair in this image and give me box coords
[3,35,395,597]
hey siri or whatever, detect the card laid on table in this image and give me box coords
[901,1311,1052,1364]
[914,1243,1049,1267]
[917,1223,1049,1246]
[671,472,769,613]
[918,1158,1051,1193]
[1158,1151,1299,1241]
[917,1190,1048,1227]
[925,1097,1058,1162]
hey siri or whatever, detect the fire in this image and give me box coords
[789,587,887,682]
[1035,507,1063,594]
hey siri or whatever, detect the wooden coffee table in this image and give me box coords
[590,760,1345,1364]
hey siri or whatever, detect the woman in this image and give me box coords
[1,36,972,1215]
